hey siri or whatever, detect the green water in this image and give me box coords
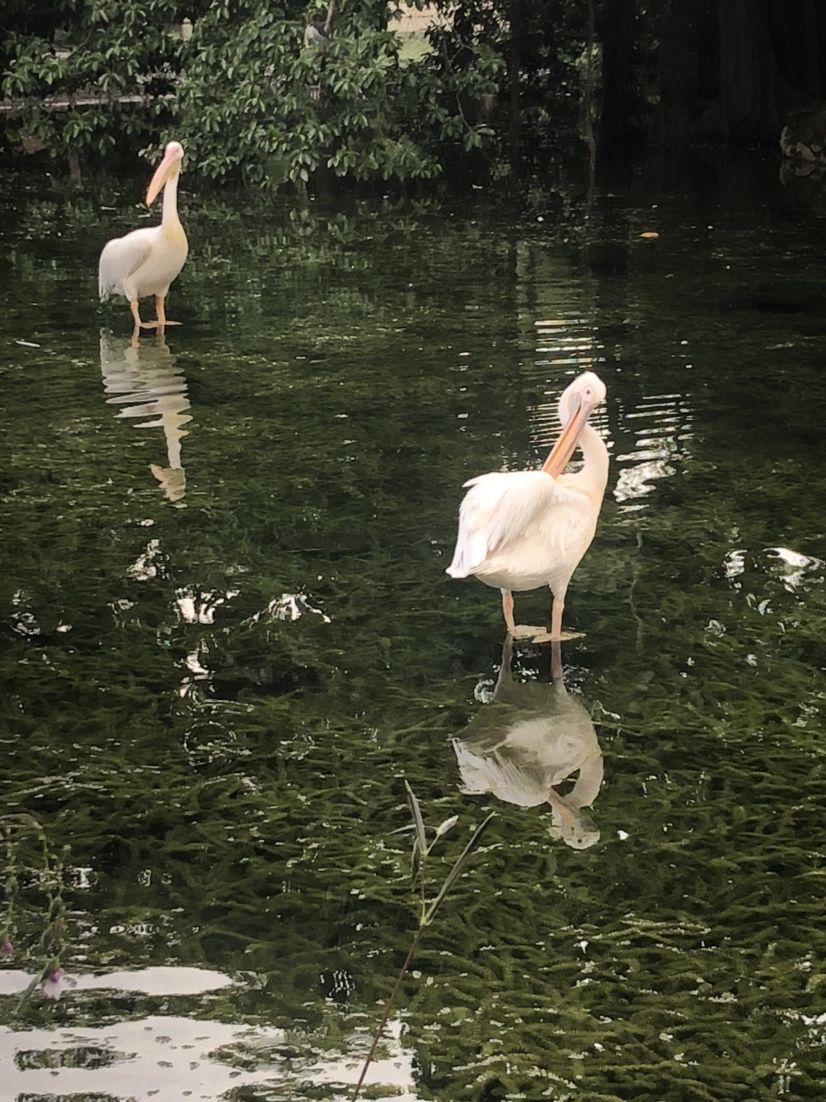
[1,156,824,1101]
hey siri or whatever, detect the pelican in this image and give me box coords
[98,141,189,336]
[447,371,608,641]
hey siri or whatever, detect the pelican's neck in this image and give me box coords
[161,172,182,230]
[568,423,609,498]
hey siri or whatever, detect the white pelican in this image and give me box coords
[98,141,189,335]
[447,371,608,641]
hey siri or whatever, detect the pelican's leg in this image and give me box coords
[551,597,564,640]
[501,589,516,634]
[130,299,142,335]
[503,588,547,640]
[136,296,179,330]
[498,633,514,680]
[153,294,181,328]
[531,592,583,644]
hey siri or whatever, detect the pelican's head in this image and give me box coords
[146,141,185,206]
[542,371,606,477]
[558,370,606,426]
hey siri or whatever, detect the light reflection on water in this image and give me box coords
[99,328,192,505]
[0,965,234,998]
[528,317,608,458]
[525,311,692,516]
[725,545,825,594]
[613,391,692,507]
[0,971,418,1101]
[1,1017,417,1100]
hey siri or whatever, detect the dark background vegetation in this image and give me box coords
[3,1,826,187]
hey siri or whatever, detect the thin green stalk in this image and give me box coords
[1,813,68,1007]
[351,924,425,1102]
[423,813,494,925]
[352,802,494,1099]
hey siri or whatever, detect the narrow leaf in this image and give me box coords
[424,812,495,925]
[404,780,427,863]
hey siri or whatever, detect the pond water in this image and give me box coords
[1,153,824,1101]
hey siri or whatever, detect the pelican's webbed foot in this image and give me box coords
[510,624,549,640]
[530,629,585,644]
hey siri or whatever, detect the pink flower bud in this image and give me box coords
[41,967,65,1000]
[0,938,12,958]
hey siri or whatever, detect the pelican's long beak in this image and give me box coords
[146,149,180,206]
[541,395,594,478]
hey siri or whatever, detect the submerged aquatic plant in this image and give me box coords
[0,813,70,1004]
[352,782,493,1100]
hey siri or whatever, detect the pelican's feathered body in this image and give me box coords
[447,371,609,639]
[447,468,600,594]
[99,141,188,335]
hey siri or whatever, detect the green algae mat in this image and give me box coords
[1,161,824,1100]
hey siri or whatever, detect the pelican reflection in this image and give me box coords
[453,639,604,849]
[99,328,192,504]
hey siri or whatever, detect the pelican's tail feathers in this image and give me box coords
[446,530,488,578]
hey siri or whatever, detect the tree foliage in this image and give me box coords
[5,1,826,187]
[172,0,497,186]
[1,0,184,161]
[0,1,514,185]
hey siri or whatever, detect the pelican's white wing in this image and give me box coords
[98,228,155,300]
[446,470,582,578]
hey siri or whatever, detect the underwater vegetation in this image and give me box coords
[1,161,825,1099]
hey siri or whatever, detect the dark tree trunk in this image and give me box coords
[715,0,780,138]
[658,0,716,143]
[610,0,826,150]
[768,0,825,100]
[598,0,637,153]
[801,0,820,95]
[509,0,524,176]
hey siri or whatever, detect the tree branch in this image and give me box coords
[323,0,336,37]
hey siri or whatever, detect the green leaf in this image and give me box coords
[423,812,494,925]
[403,780,427,865]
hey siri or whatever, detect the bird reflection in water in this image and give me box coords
[99,328,192,505]
[453,638,604,849]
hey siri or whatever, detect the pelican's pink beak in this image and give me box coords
[146,146,181,206]
[541,394,595,478]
